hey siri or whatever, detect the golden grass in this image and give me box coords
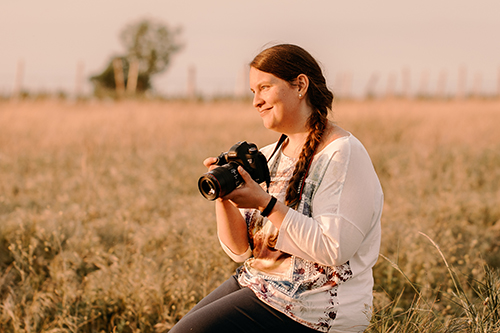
[0,98,499,332]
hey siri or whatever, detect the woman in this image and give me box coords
[170,44,383,333]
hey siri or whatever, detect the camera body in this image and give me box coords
[198,141,270,200]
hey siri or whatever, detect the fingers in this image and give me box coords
[224,166,268,209]
[203,157,218,168]
[237,166,253,183]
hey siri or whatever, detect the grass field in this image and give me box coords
[1,99,499,332]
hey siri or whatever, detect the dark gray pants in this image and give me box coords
[169,275,319,332]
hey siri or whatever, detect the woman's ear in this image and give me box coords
[297,74,309,97]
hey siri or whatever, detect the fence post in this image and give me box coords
[187,65,196,100]
[12,59,24,100]
[74,60,84,99]
[126,58,139,95]
[234,64,248,99]
[113,57,125,97]
[385,73,396,99]
[418,70,429,98]
[497,66,500,97]
[364,73,379,99]
[436,70,447,99]
[333,72,343,99]
[342,72,352,99]
[456,65,467,99]
[472,72,482,98]
[401,67,411,99]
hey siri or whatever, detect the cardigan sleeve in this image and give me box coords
[275,136,383,267]
[219,239,252,263]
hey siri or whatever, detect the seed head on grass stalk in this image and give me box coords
[419,232,477,319]
[419,232,500,332]
[379,253,440,317]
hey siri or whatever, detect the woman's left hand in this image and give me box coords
[223,166,271,211]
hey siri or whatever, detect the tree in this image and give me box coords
[90,18,183,96]
[120,18,183,76]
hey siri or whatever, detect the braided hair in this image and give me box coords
[250,44,334,209]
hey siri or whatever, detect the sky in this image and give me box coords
[1,0,500,98]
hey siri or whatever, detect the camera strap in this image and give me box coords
[264,134,288,193]
[267,134,288,162]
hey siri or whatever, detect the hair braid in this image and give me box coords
[285,109,328,209]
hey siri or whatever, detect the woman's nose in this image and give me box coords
[253,93,264,108]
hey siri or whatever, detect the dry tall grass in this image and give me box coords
[0,99,499,332]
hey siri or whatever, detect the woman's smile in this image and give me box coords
[259,106,272,116]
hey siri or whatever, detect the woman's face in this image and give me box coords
[249,67,308,134]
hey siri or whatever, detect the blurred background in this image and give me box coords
[1,0,500,100]
[2,1,500,331]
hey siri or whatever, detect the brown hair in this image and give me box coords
[251,44,334,209]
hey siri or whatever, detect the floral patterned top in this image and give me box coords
[220,134,383,333]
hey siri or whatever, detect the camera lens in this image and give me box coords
[198,163,242,200]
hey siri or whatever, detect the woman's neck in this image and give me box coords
[281,131,309,158]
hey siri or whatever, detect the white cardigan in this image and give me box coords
[220,134,383,333]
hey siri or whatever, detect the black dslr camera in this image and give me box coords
[198,141,270,200]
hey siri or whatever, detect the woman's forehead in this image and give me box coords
[249,68,279,84]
